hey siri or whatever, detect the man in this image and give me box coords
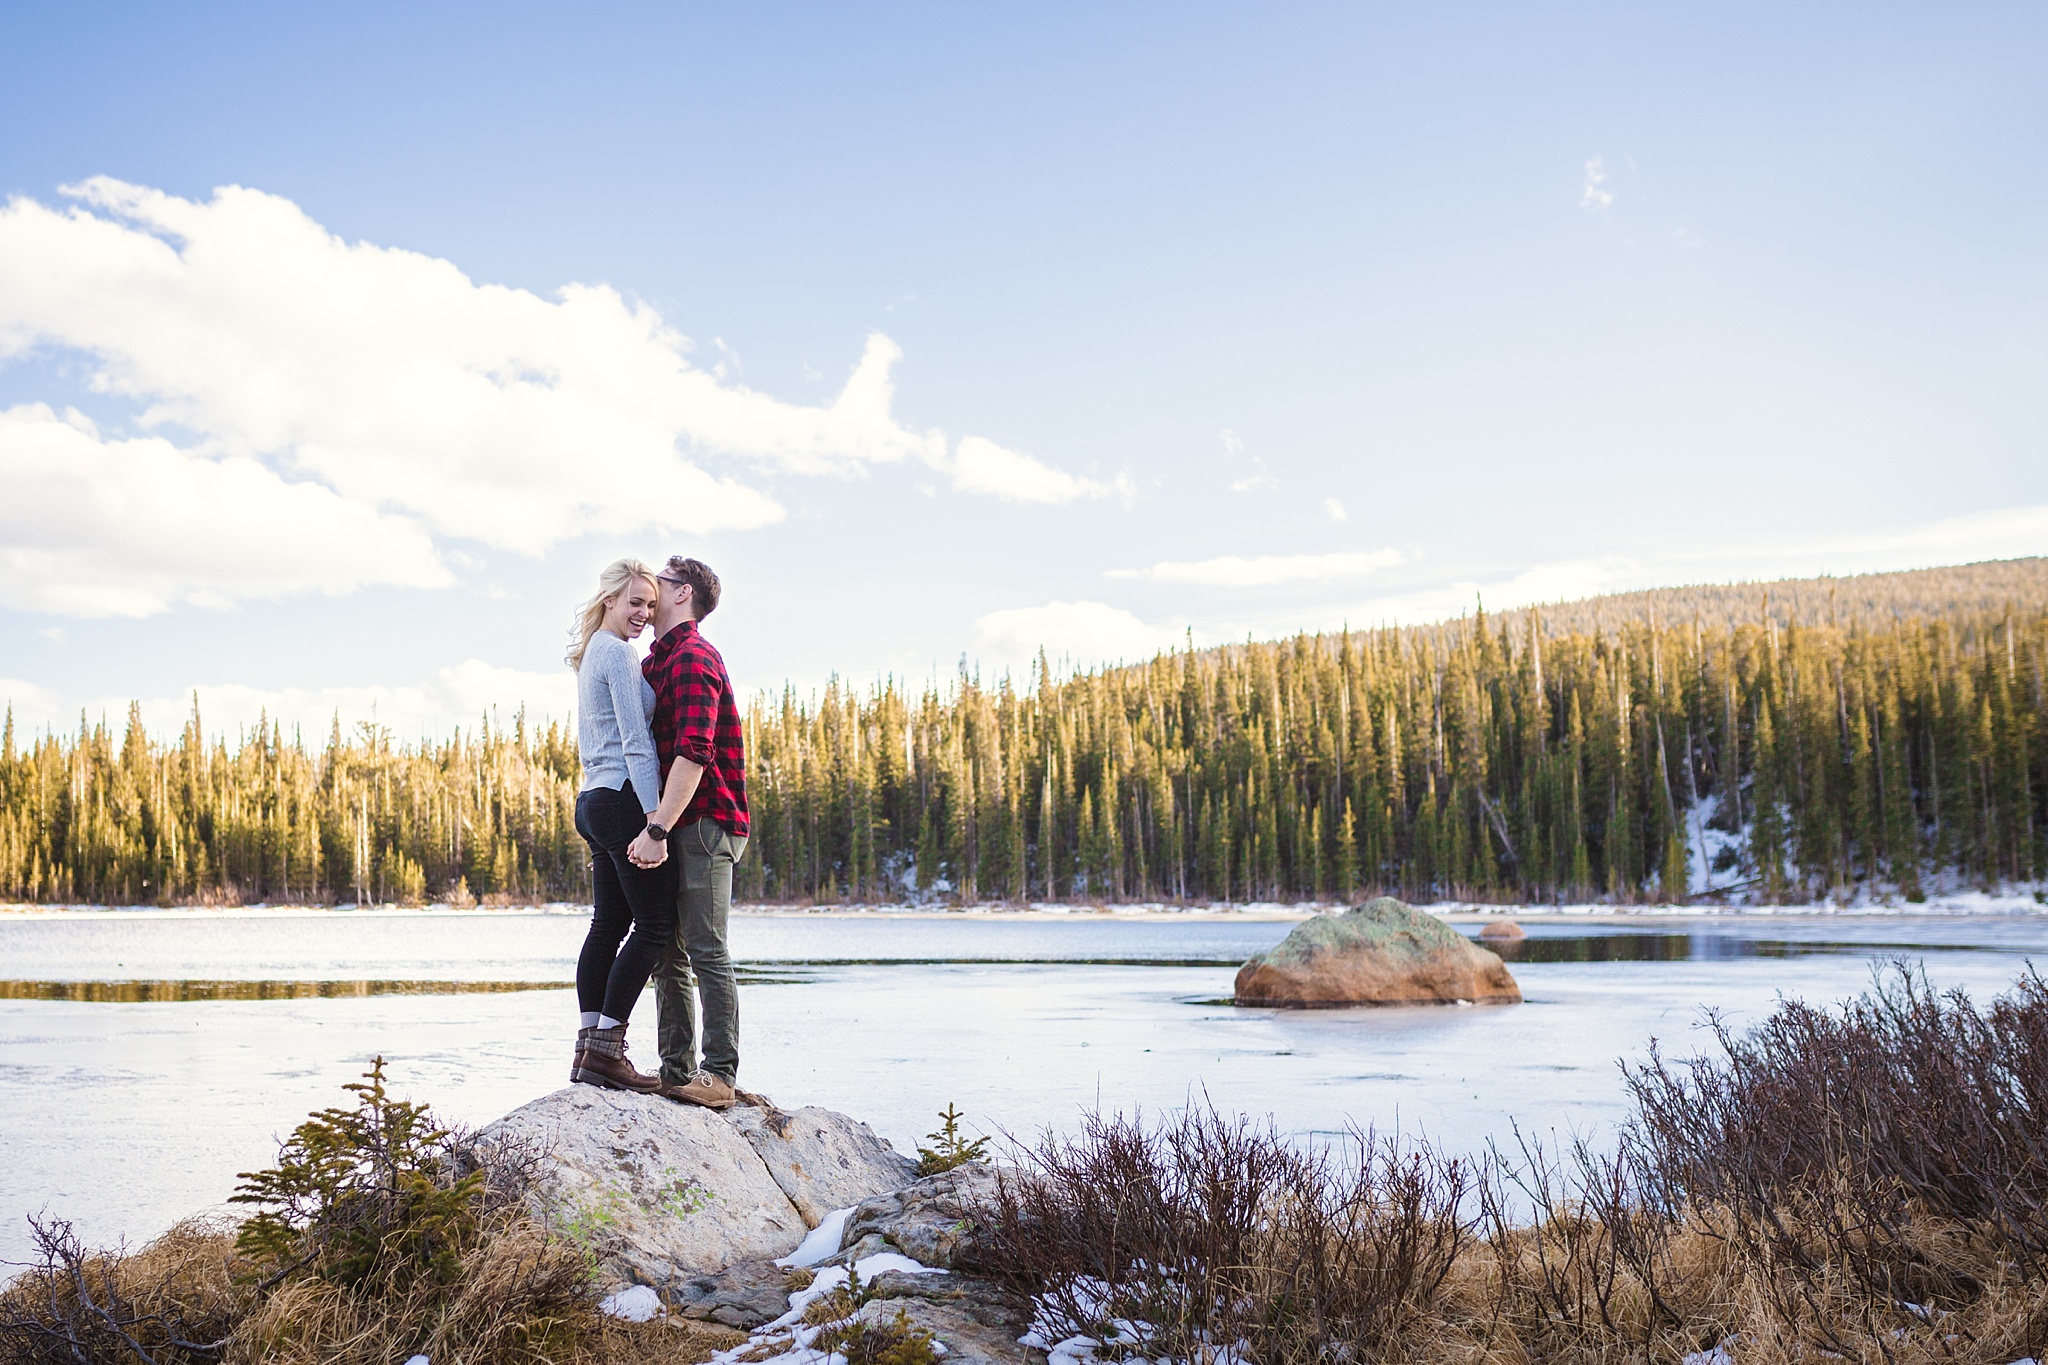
[628,556,749,1110]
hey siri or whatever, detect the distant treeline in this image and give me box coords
[2,559,2044,906]
[0,706,584,907]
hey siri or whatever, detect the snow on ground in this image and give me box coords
[9,883,2044,920]
[1430,887,2048,918]
[706,1251,947,1365]
[1020,1276,1254,1365]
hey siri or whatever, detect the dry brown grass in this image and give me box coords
[227,1210,595,1365]
[0,1210,751,1365]
[0,1216,248,1365]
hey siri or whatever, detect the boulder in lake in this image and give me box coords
[1234,896,1521,1007]
[1479,919,1526,941]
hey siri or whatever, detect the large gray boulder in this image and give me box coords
[477,1087,808,1282]
[473,1087,918,1286]
[1234,896,1521,1007]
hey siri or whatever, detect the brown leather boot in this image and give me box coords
[661,1069,736,1110]
[573,1024,662,1093]
[568,1025,593,1084]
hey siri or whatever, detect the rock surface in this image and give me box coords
[477,1089,928,1287]
[838,1164,1005,1270]
[727,1103,918,1226]
[1479,919,1526,940]
[855,1281,1042,1365]
[672,1257,798,1329]
[1234,896,1522,1007]
[477,1088,1035,1359]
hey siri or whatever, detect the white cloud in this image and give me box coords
[0,658,575,741]
[1323,497,1348,522]
[1328,559,1634,627]
[948,435,1128,505]
[972,600,1185,670]
[1215,426,1276,492]
[1322,502,2048,630]
[1109,548,1403,588]
[1752,501,2048,575]
[1581,156,1613,210]
[0,178,1107,614]
[0,403,448,616]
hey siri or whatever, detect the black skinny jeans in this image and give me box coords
[573,781,678,1023]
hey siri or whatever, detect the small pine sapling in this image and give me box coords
[231,1056,483,1292]
[915,1104,990,1177]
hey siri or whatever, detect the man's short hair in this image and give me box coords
[664,556,722,619]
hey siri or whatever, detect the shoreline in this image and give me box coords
[4,891,2045,921]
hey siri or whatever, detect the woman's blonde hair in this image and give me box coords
[566,557,658,671]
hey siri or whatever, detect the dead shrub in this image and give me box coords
[1628,961,2048,1361]
[987,1107,1472,1363]
[0,1216,247,1365]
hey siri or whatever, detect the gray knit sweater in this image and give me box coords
[577,631,662,812]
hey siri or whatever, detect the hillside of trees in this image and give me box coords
[2,557,2043,907]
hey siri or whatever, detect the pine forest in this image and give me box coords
[3,559,2044,909]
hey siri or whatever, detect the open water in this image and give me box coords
[3,907,2046,1271]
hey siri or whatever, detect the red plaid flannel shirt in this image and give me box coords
[642,620,750,837]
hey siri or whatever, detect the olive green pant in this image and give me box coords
[654,818,747,1084]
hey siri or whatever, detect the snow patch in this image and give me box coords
[775,1205,854,1268]
[854,1250,944,1280]
[1019,1275,1249,1365]
[600,1284,665,1322]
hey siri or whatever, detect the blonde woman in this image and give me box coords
[565,558,675,1092]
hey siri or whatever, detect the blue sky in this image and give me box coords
[1,3,2043,739]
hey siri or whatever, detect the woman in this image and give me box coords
[566,557,676,1092]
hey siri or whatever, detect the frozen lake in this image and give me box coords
[4,906,2046,1270]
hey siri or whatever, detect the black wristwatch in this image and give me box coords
[646,822,670,842]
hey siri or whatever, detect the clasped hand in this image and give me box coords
[627,830,668,868]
